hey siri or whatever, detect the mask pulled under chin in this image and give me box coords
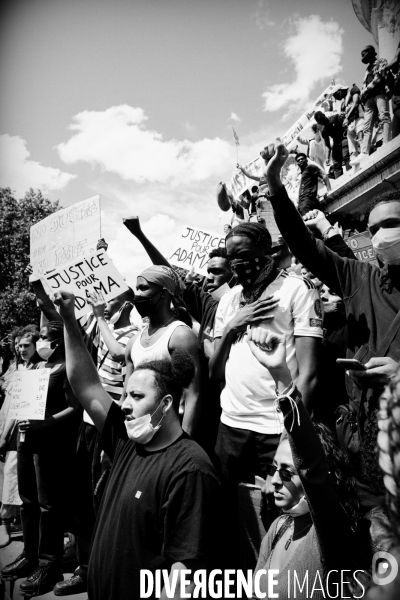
[107,302,132,327]
[371,227,400,265]
[124,399,166,444]
[36,340,56,361]
[283,495,309,517]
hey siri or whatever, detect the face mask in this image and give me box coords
[229,256,269,289]
[134,292,161,318]
[371,227,400,264]
[283,495,309,517]
[107,302,133,326]
[124,398,166,444]
[36,340,59,361]
[210,282,231,301]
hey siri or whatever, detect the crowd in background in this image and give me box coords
[0,42,399,600]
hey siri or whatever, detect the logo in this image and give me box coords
[372,551,398,586]
[135,491,142,499]
[314,299,322,318]
[310,318,322,327]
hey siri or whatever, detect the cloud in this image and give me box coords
[262,15,343,114]
[230,112,241,122]
[57,105,233,186]
[0,134,75,196]
[253,1,276,30]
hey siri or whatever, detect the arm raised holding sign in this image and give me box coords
[54,291,112,431]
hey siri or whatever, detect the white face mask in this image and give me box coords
[283,495,309,517]
[107,302,133,327]
[36,340,57,361]
[371,227,400,264]
[124,398,166,444]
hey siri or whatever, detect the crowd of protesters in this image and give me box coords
[0,41,400,600]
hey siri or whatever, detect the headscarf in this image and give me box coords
[138,266,185,299]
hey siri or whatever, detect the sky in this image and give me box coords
[0,0,373,286]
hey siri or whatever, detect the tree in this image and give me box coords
[0,188,61,339]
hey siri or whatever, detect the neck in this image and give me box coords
[114,307,132,329]
[292,512,312,540]
[148,308,175,331]
[143,417,183,452]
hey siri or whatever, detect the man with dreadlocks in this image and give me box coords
[124,265,201,437]
[1,321,81,596]
[209,220,322,567]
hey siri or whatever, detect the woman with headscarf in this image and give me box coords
[124,265,201,437]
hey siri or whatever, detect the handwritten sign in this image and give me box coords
[8,369,50,421]
[30,195,101,281]
[347,233,377,265]
[168,226,225,277]
[43,250,129,318]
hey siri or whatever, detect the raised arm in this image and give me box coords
[265,140,357,297]
[247,328,359,573]
[54,291,112,431]
[26,265,63,323]
[237,164,261,182]
[123,216,170,267]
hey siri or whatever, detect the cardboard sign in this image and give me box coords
[347,232,377,264]
[42,250,129,318]
[168,226,225,277]
[30,195,101,281]
[8,368,50,421]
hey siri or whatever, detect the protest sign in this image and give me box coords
[8,368,50,421]
[30,195,101,281]
[168,226,225,277]
[43,250,129,318]
[347,232,377,265]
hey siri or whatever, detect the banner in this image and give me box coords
[8,368,50,421]
[42,250,129,318]
[168,226,225,277]
[30,195,101,281]
[227,83,336,200]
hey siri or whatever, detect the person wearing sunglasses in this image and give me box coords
[246,327,364,599]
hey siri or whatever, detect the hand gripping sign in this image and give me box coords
[42,250,129,318]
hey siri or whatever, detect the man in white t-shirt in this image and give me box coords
[209,222,322,569]
[210,222,323,485]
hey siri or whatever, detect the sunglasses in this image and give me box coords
[267,464,297,482]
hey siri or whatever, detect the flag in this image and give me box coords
[232,127,239,146]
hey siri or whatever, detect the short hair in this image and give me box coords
[209,247,228,260]
[366,189,400,221]
[135,350,195,412]
[314,111,325,123]
[42,321,64,340]
[251,186,259,193]
[295,152,307,161]
[225,221,272,254]
[311,123,319,133]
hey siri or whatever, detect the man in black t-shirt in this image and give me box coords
[295,153,331,216]
[53,290,221,600]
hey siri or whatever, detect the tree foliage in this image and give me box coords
[0,188,61,339]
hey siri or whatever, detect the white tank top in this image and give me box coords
[130,320,189,368]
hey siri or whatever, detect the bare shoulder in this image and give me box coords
[170,324,197,350]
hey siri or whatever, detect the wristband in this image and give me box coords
[322,226,335,241]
